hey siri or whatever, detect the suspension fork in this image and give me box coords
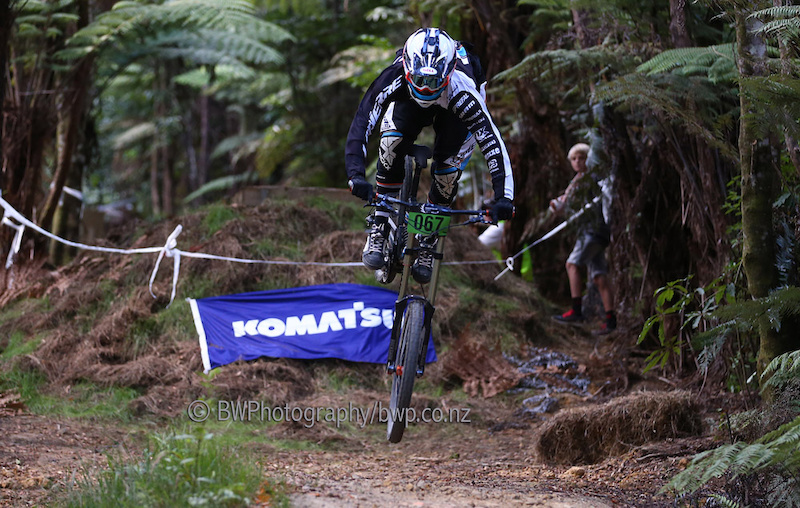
[386,295,435,375]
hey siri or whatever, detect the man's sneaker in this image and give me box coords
[362,219,387,270]
[411,236,437,284]
[552,308,585,325]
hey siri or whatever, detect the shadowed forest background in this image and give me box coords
[2,0,800,505]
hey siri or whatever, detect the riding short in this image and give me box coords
[377,100,476,204]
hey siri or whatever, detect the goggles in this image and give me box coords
[406,71,448,93]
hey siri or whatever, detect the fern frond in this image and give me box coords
[495,46,638,83]
[637,44,736,76]
[752,6,800,20]
[517,0,570,7]
[711,287,800,336]
[595,73,738,160]
[766,476,800,508]
[183,172,256,204]
[762,350,800,393]
[113,122,156,150]
[61,0,292,63]
[706,493,742,508]
[210,133,263,160]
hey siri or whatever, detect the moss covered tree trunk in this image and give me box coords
[735,5,799,393]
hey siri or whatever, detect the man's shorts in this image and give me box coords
[566,233,608,281]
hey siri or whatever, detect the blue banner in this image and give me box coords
[189,283,436,372]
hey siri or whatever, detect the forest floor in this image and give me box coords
[0,188,744,507]
[1,325,727,507]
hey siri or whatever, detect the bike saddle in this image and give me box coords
[409,145,432,169]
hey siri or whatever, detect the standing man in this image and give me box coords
[551,143,616,335]
[345,28,514,284]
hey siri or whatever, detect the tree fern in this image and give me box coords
[664,352,800,504]
[496,46,638,83]
[595,72,738,160]
[59,0,293,69]
[752,6,800,47]
[761,350,800,392]
[637,44,736,78]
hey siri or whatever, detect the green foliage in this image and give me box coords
[183,173,258,204]
[317,35,395,90]
[595,72,739,160]
[60,0,293,72]
[0,332,41,359]
[636,43,737,81]
[201,204,241,236]
[638,274,736,374]
[761,349,800,393]
[663,350,800,506]
[496,45,639,85]
[753,6,800,47]
[0,364,141,421]
[63,430,281,507]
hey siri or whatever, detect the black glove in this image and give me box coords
[348,177,373,201]
[490,197,515,223]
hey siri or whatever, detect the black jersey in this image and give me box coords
[344,45,514,201]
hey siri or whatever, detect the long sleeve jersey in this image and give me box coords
[344,47,515,202]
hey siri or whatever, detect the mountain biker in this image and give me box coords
[345,27,515,284]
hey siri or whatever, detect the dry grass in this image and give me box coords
[533,390,703,465]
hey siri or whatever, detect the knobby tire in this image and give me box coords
[387,299,425,443]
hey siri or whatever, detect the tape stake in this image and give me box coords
[2,216,25,269]
[494,256,515,281]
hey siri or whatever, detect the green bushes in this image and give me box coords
[64,430,286,508]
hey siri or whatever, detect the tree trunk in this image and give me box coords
[150,142,161,216]
[735,5,798,393]
[198,90,209,189]
[38,0,93,233]
[151,62,162,216]
[669,0,693,48]
[161,142,174,217]
[571,2,591,49]
[776,0,800,177]
[0,0,12,160]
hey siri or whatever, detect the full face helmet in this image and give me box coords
[402,28,457,104]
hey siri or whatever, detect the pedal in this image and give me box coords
[375,267,396,284]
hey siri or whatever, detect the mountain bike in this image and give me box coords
[367,145,493,443]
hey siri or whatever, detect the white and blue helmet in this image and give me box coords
[402,28,457,104]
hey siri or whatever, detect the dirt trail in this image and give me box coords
[1,391,706,507]
[253,387,702,508]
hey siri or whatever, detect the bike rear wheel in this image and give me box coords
[387,299,425,443]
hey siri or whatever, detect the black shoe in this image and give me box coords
[362,219,387,270]
[552,309,585,325]
[411,237,436,284]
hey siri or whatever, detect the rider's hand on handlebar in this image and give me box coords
[490,197,515,223]
[348,176,374,202]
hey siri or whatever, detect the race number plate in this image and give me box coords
[407,212,451,237]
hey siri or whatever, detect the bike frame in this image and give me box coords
[373,168,490,377]
[372,145,491,443]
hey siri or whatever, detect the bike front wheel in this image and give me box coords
[387,299,425,443]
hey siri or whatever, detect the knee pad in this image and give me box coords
[379,131,403,171]
[429,161,462,205]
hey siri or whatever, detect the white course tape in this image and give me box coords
[493,195,601,281]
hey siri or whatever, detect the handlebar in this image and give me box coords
[369,193,496,225]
